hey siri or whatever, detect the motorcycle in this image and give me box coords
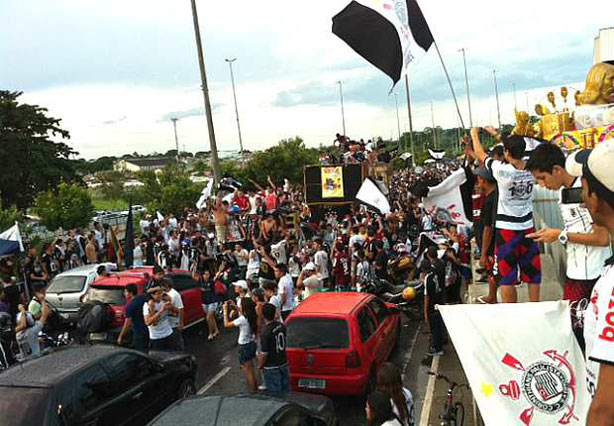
[360,277,424,321]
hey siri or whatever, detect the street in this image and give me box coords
[183,315,431,425]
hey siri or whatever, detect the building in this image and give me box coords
[114,157,174,172]
[594,27,614,64]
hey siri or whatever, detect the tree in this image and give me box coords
[97,170,127,200]
[0,91,78,209]
[34,183,95,231]
[0,201,24,231]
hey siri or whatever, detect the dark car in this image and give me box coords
[148,393,338,426]
[0,345,197,426]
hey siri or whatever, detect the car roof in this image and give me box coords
[91,268,191,287]
[0,346,131,387]
[54,263,113,277]
[150,395,289,426]
[292,292,371,316]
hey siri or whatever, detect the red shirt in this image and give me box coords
[233,195,250,211]
[333,251,351,287]
[265,194,278,211]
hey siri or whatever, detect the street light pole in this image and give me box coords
[459,48,473,127]
[225,57,244,159]
[337,81,346,137]
[404,74,415,163]
[190,0,221,184]
[493,69,502,129]
[513,82,518,111]
[171,117,180,163]
[430,101,437,148]
[394,93,401,144]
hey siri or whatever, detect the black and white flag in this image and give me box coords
[356,178,391,214]
[332,0,434,86]
[428,148,446,160]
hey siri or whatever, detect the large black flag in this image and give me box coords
[332,0,434,86]
[124,204,134,269]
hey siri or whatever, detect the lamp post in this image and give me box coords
[225,57,244,159]
[493,69,502,129]
[459,48,473,127]
[171,117,180,163]
[190,0,221,184]
[394,92,401,144]
[337,81,346,136]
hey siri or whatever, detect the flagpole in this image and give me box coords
[432,41,466,130]
[404,74,415,165]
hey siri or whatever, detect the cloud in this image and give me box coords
[157,104,222,122]
[102,115,127,125]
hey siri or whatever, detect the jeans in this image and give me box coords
[263,364,290,392]
[132,332,149,352]
[429,312,444,352]
[150,332,183,351]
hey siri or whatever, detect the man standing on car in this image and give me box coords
[117,284,149,351]
[258,303,289,392]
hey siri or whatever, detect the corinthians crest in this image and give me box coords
[500,350,579,425]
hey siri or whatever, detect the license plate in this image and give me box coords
[89,332,107,341]
[298,378,326,389]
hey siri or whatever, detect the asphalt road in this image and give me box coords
[182,314,430,426]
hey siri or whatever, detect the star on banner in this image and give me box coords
[481,381,494,398]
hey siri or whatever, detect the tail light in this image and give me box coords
[345,350,361,368]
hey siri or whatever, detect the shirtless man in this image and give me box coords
[213,198,229,244]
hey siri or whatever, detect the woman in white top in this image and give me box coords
[223,297,258,393]
[376,362,415,426]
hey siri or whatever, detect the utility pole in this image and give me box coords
[337,81,346,136]
[190,0,221,184]
[430,101,437,148]
[513,82,518,111]
[493,69,502,129]
[394,93,401,144]
[171,117,180,163]
[225,57,244,159]
[459,48,473,127]
[404,74,415,163]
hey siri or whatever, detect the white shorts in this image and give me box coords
[202,302,219,315]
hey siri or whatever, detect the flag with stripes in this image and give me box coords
[428,148,446,160]
[332,0,434,86]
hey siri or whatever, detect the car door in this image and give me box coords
[356,306,379,368]
[368,298,396,357]
[169,273,204,326]
[100,352,165,425]
[69,363,118,426]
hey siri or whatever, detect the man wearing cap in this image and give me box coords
[471,127,541,303]
[297,262,320,300]
[527,143,611,347]
[233,280,249,308]
[564,141,614,423]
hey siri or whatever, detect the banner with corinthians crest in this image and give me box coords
[438,301,590,425]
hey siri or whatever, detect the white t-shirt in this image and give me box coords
[139,220,150,234]
[167,288,184,329]
[584,263,614,398]
[269,294,282,313]
[143,301,173,340]
[349,234,365,250]
[247,250,260,277]
[314,250,329,279]
[94,230,105,249]
[278,273,295,312]
[558,178,612,281]
[233,315,254,345]
[235,249,249,267]
[271,240,288,265]
[421,215,433,232]
[302,275,321,299]
[15,318,43,361]
[133,246,144,266]
[288,256,301,278]
[249,195,260,215]
[485,158,535,230]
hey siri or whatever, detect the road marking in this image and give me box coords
[401,325,420,380]
[197,366,231,395]
[419,353,440,426]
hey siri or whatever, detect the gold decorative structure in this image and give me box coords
[577,62,614,105]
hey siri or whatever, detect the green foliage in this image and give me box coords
[34,183,95,230]
[97,170,126,200]
[91,198,128,212]
[0,201,24,231]
[0,90,78,209]
[72,156,116,174]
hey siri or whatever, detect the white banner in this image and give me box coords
[356,178,391,214]
[423,168,470,225]
[439,302,590,426]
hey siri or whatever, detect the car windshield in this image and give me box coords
[0,387,52,425]
[47,276,87,294]
[287,317,349,349]
[87,287,126,305]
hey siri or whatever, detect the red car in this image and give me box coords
[286,292,401,395]
[84,267,205,345]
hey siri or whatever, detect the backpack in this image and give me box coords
[77,301,112,333]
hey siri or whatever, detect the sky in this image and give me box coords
[1,0,611,160]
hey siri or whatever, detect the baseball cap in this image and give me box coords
[565,141,614,200]
[233,280,248,290]
[303,262,316,271]
[475,166,495,183]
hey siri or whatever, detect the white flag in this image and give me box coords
[428,148,446,160]
[0,222,24,255]
[423,168,471,225]
[439,301,590,426]
[356,178,391,214]
[156,211,164,223]
[196,179,214,209]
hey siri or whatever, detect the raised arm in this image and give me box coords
[470,127,488,164]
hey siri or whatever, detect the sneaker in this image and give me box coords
[258,384,267,391]
[427,348,444,356]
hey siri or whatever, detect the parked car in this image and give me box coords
[148,393,337,426]
[0,345,197,426]
[286,292,401,395]
[45,263,117,320]
[132,205,147,214]
[84,267,206,345]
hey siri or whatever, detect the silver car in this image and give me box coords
[45,263,116,319]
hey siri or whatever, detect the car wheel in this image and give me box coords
[178,379,196,399]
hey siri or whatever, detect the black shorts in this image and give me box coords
[238,341,257,364]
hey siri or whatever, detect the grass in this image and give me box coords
[92,198,129,212]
